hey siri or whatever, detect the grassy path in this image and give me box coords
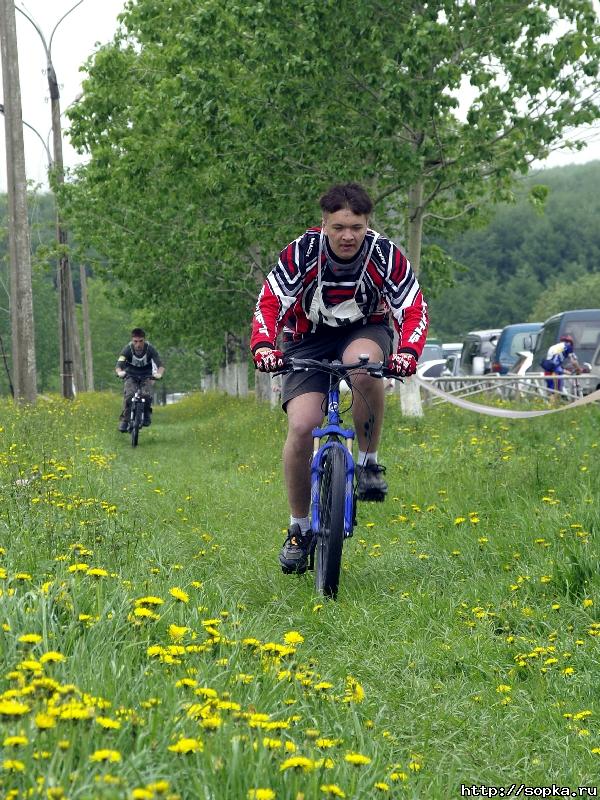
[0,391,599,798]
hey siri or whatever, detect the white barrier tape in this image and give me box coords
[415,377,600,419]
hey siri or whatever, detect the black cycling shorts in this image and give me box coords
[281,321,393,410]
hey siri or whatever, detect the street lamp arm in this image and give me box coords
[15,5,49,59]
[49,0,87,53]
[0,102,52,164]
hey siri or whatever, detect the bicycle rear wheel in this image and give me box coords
[315,444,346,599]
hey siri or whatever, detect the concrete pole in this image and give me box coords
[0,0,37,403]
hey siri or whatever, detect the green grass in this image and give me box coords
[0,390,599,799]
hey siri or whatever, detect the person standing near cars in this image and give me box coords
[115,328,165,431]
[250,182,428,573]
[540,334,580,394]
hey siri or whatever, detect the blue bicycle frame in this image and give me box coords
[310,378,356,540]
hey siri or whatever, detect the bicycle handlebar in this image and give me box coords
[274,356,399,380]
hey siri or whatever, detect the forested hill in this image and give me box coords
[427,160,600,340]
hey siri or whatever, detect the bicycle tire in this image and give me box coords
[315,444,346,599]
[131,400,141,447]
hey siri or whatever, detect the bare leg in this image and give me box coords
[283,392,326,517]
[342,338,385,454]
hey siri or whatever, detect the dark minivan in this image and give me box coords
[528,309,600,373]
[492,322,542,374]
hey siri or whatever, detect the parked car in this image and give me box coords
[491,322,542,374]
[420,342,444,362]
[458,329,503,375]
[442,342,462,357]
[528,309,600,374]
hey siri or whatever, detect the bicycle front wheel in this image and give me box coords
[315,444,347,599]
[131,402,141,447]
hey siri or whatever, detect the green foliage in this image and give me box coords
[530,271,600,322]
[61,0,600,360]
[428,162,600,338]
[1,393,599,794]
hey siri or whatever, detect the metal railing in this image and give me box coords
[420,372,598,406]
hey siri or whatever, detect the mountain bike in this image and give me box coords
[125,377,153,447]
[277,356,397,599]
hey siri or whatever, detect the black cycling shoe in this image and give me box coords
[356,463,388,502]
[118,419,128,433]
[279,524,311,574]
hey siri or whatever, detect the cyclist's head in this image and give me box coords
[131,327,146,339]
[560,334,574,347]
[319,183,373,217]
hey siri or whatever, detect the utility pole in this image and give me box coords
[17,2,86,398]
[80,263,94,390]
[0,0,37,403]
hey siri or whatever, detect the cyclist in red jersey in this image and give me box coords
[250,183,428,573]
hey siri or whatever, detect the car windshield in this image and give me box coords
[421,344,444,360]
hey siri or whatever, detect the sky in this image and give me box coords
[0,0,599,192]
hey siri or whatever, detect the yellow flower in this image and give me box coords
[583,598,594,608]
[3,735,28,747]
[132,790,153,800]
[374,784,390,793]
[248,790,276,800]
[168,624,189,641]
[35,713,56,729]
[320,786,346,798]
[3,759,25,772]
[87,568,109,578]
[89,749,122,763]
[496,685,512,693]
[134,596,164,607]
[454,517,466,525]
[343,676,365,703]
[344,752,371,766]
[18,633,42,644]
[0,700,30,716]
[40,651,65,664]
[283,631,304,645]
[169,587,189,603]
[168,737,203,754]
[96,717,121,730]
[280,756,315,772]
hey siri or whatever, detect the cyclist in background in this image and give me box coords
[116,328,165,432]
[250,182,428,573]
[540,334,581,395]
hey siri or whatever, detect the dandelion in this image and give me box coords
[283,631,304,645]
[3,735,28,747]
[248,790,276,800]
[168,624,189,641]
[169,587,189,603]
[343,676,365,703]
[0,700,30,716]
[18,633,42,645]
[583,599,594,608]
[35,713,56,729]
[40,651,65,664]
[563,667,575,676]
[96,717,121,730]
[320,786,346,798]
[454,517,466,525]
[87,568,109,578]
[132,790,153,800]
[496,685,512,693]
[133,607,160,621]
[168,737,203,754]
[280,756,315,772]
[134,596,164,607]
[3,760,25,772]
[344,752,371,766]
[374,783,390,792]
[90,749,122,763]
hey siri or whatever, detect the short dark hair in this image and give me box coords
[319,182,373,216]
[131,327,146,338]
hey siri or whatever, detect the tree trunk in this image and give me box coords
[79,263,94,390]
[0,0,37,403]
[48,61,83,395]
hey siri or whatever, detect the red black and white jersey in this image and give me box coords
[251,227,428,357]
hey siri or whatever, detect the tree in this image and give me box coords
[63,0,600,364]
[530,272,600,321]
